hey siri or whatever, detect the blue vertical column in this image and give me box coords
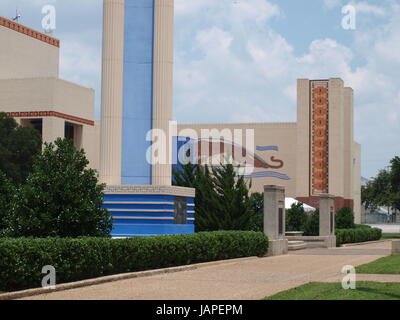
[121,0,155,185]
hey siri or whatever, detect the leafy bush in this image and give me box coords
[5,139,112,238]
[286,202,308,232]
[336,227,382,246]
[335,207,355,229]
[0,231,268,291]
[304,209,320,236]
[0,112,42,185]
[0,172,15,234]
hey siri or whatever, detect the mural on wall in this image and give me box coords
[310,81,330,195]
[174,137,290,180]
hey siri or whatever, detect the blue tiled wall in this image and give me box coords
[104,193,195,237]
[121,0,155,185]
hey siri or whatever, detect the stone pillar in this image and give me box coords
[42,117,65,144]
[392,240,400,254]
[264,185,288,256]
[99,0,125,185]
[152,0,174,186]
[319,194,336,248]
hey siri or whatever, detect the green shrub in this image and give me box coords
[286,203,308,232]
[0,112,42,185]
[6,139,112,238]
[335,207,355,229]
[0,231,268,291]
[355,224,371,229]
[0,172,15,234]
[336,227,382,246]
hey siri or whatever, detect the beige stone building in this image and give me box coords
[0,16,361,223]
[178,78,361,223]
[0,16,99,169]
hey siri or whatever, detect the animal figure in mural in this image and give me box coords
[195,139,284,169]
[176,138,290,180]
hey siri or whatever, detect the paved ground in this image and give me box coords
[21,241,393,300]
[368,224,400,234]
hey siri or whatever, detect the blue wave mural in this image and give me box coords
[243,171,290,180]
[256,146,279,151]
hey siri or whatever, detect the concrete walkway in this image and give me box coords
[19,241,393,300]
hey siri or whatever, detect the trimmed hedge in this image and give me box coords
[0,231,268,291]
[355,224,372,229]
[336,227,382,246]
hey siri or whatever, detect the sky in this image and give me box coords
[1,0,399,179]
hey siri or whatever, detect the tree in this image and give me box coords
[173,162,254,231]
[0,113,42,184]
[304,209,319,236]
[6,138,112,238]
[211,164,253,231]
[286,202,308,232]
[362,169,392,212]
[172,161,198,189]
[248,192,264,232]
[335,206,355,229]
[389,157,400,212]
[174,163,218,231]
[0,171,15,234]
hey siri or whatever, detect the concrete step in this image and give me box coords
[288,240,307,251]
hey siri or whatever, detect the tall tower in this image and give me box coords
[296,78,360,223]
[101,0,173,186]
[100,0,195,237]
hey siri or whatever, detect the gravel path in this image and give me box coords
[20,241,392,300]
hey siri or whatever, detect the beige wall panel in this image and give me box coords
[0,78,55,110]
[0,78,94,121]
[82,123,101,173]
[54,80,94,120]
[343,87,354,200]
[0,26,59,79]
[296,79,310,197]
[328,78,345,197]
[178,122,297,196]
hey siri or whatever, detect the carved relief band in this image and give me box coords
[310,81,329,195]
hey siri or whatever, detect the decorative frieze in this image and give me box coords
[310,80,329,195]
[0,16,60,48]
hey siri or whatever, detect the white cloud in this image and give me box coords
[351,1,387,16]
[2,0,398,177]
[232,0,280,26]
[174,0,400,177]
[324,0,342,9]
[59,37,101,87]
[247,31,293,79]
[175,0,215,15]
[283,84,296,102]
[196,27,233,52]
[175,0,280,26]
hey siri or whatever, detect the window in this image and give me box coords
[174,197,187,225]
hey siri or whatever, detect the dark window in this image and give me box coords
[65,122,74,141]
[30,119,43,136]
[278,208,284,235]
[174,196,187,225]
